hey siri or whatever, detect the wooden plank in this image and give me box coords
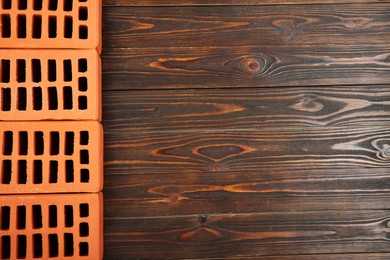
[102,45,390,90]
[104,211,390,259]
[196,254,390,260]
[102,4,390,48]
[103,85,390,132]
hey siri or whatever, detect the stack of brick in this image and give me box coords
[0,0,103,259]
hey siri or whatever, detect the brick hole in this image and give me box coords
[80,169,89,183]
[17,59,26,82]
[32,15,42,38]
[64,16,73,38]
[79,242,89,256]
[1,15,11,38]
[0,206,10,229]
[79,96,87,110]
[50,132,59,155]
[19,131,28,155]
[1,88,11,111]
[17,205,26,229]
[2,0,11,9]
[79,25,88,39]
[48,87,58,110]
[47,59,56,82]
[17,235,27,259]
[18,160,27,184]
[48,16,57,38]
[65,160,74,183]
[64,233,74,256]
[1,160,11,184]
[79,203,89,217]
[80,222,89,237]
[17,87,27,111]
[1,59,10,83]
[32,205,43,228]
[64,205,74,227]
[48,234,59,257]
[48,0,57,10]
[79,6,88,20]
[78,77,88,91]
[1,236,11,259]
[33,87,43,111]
[18,0,27,10]
[33,234,43,258]
[63,86,73,110]
[32,59,42,83]
[78,59,87,72]
[33,0,42,10]
[63,60,72,82]
[64,0,73,11]
[49,205,57,227]
[17,15,27,38]
[34,131,44,155]
[49,160,58,183]
[33,160,43,184]
[65,132,74,155]
[79,0,88,2]
[3,131,13,155]
[80,150,89,164]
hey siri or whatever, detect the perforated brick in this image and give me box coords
[0,0,101,53]
[0,121,103,193]
[0,193,103,259]
[0,49,101,121]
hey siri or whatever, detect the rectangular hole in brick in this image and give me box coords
[50,132,59,155]
[33,87,43,110]
[48,60,56,82]
[17,235,27,259]
[79,25,88,39]
[64,233,74,257]
[3,131,13,155]
[1,60,10,83]
[63,60,72,82]
[64,205,73,227]
[80,222,89,237]
[35,131,44,155]
[78,77,87,91]
[78,59,87,72]
[17,15,27,38]
[49,160,58,183]
[48,87,58,110]
[33,160,42,184]
[79,96,87,110]
[65,160,74,183]
[17,59,26,82]
[1,236,11,259]
[80,150,89,164]
[32,205,42,229]
[33,234,43,258]
[1,88,11,111]
[80,131,89,145]
[17,205,26,229]
[64,16,73,38]
[79,6,88,20]
[0,206,10,230]
[65,132,74,155]
[79,242,89,256]
[32,15,42,39]
[48,16,57,38]
[19,131,28,155]
[79,203,89,217]
[2,0,11,9]
[18,0,27,10]
[63,86,73,110]
[2,160,11,184]
[80,169,89,183]
[18,160,27,184]
[64,0,73,11]
[32,59,42,83]
[48,0,57,10]
[48,234,59,257]
[1,14,11,38]
[33,0,42,10]
[49,205,57,227]
[17,87,27,111]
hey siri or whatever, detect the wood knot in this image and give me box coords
[240,58,263,75]
[210,163,224,173]
[198,214,208,224]
[169,194,179,204]
[384,148,390,157]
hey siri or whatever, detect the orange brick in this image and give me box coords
[0,49,101,121]
[0,193,103,259]
[0,121,103,193]
[0,0,101,53]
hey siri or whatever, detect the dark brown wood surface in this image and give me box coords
[102,1,390,259]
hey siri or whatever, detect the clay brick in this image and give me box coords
[0,121,103,193]
[0,49,101,121]
[0,193,103,259]
[0,0,101,53]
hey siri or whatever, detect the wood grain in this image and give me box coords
[196,254,390,260]
[102,45,390,90]
[102,4,390,48]
[104,210,390,259]
[103,85,390,132]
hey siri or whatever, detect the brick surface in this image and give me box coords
[0,193,103,259]
[0,49,101,121]
[0,0,101,53]
[0,121,103,193]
